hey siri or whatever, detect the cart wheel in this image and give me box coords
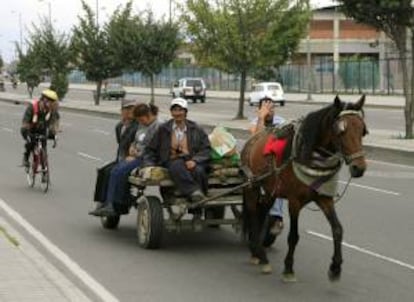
[137,196,164,249]
[205,206,225,228]
[101,215,121,229]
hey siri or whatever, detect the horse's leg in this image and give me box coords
[315,197,343,281]
[282,198,302,282]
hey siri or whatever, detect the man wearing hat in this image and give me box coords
[90,99,138,215]
[143,98,211,203]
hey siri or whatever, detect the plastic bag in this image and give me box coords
[209,126,237,158]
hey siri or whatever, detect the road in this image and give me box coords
[5,82,406,133]
[0,97,413,302]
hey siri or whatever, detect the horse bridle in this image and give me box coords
[334,110,367,165]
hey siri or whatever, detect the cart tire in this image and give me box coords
[137,196,164,249]
[100,215,120,229]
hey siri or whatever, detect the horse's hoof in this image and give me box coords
[261,264,273,274]
[249,257,260,265]
[328,270,341,282]
[282,273,297,283]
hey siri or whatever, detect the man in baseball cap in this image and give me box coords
[143,97,211,208]
[170,97,188,110]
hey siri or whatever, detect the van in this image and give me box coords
[171,77,206,103]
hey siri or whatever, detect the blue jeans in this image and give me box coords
[269,198,284,218]
[165,158,208,196]
[105,158,142,206]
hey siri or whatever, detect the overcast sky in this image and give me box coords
[0,0,337,63]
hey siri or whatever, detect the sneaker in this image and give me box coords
[269,215,284,236]
[190,190,206,203]
[88,202,104,216]
[95,204,117,217]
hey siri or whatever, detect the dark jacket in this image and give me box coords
[115,120,138,162]
[143,119,211,167]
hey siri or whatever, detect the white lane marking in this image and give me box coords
[92,129,111,136]
[0,198,120,302]
[307,230,414,271]
[1,127,14,132]
[337,180,400,196]
[77,152,102,162]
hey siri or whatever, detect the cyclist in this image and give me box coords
[20,89,59,167]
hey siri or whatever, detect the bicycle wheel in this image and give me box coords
[40,149,50,193]
[26,154,36,187]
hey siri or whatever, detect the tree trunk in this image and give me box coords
[95,80,102,106]
[395,30,412,139]
[234,70,247,120]
[27,85,33,98]
[150,74,155,105]
[408,31,414,139]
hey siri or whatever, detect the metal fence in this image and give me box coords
[68,57,406,95]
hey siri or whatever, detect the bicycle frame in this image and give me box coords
[26,134,50,192]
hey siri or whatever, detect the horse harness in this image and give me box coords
[241,108,367,199]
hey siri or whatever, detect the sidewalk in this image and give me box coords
[0,216,92,302]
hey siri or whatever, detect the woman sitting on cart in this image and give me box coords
[142,98,211,203]
[91,103,160,216]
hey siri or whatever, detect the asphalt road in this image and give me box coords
[4,82,406,134]
[1,100,413,302]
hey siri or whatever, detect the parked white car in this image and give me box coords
[247,82,285,106]
[171,77,207,103]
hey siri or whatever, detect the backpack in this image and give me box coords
[31,99,51,125]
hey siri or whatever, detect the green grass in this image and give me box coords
[0,225,20,247]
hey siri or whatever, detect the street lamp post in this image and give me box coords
[38,0,52,24]
[11,11,23,51]
[96,0,99,28]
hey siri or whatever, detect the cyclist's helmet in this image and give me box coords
[41,89,58,102]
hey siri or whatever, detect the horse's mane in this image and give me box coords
[296,103,342,161]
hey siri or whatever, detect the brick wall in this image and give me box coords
[309,20,379,40]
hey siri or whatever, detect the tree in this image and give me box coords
[0,55,3,70]
[108,6,181,104]
[71,0,125,105]
[339,0,414,138]
[28,19,72,100]
[137,12,181,104]
[182,0,310,119]
[16,44,43,98]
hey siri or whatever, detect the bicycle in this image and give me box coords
[25,133,56,193]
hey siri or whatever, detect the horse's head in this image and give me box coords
[332,95,368,177]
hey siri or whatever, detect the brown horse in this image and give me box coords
[241,95,367,282]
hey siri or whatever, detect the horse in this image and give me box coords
[241,95,368,282]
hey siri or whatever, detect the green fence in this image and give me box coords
[68,57,404,95]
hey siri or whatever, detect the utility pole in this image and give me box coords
[306,0,312,101]
[169,0,172,23]
[96,0,99,28]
